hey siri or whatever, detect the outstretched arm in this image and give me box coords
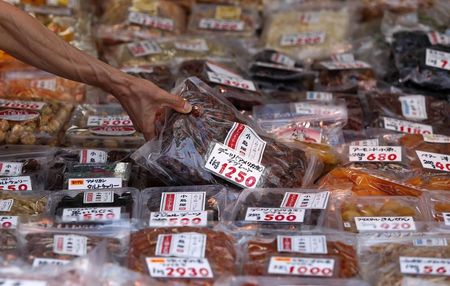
[0,1,191,139]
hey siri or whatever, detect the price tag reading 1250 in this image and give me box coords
[205,143,265,189]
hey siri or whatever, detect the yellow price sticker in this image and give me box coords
[215,6,242,20]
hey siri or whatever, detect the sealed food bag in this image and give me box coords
[140,185,230,228]
[48,188,139,223]
[336,192,430,233]
[119,65,174,91]
[128,226,237,285]
[178,60,265,110]
[65,104,145,149]
[261,2,352,61]
[132,77,318,189]
[421,191,450,227]
[0,145,55,191]
[99,263,167,286]
[21,0,80,16]
[391,31,450,92]
[187,3,260,38]
[406,172,450,191]
[312,54,377,93]
[366,87,450,135]
[216,276,369,286]
[358,232,450,286]
[239,230,359,278]
[18,217,130,266]
[228,188,331,230]
[96,0,187,45]
[0,96,73,146]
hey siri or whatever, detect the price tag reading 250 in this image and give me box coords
[205,143,265,189]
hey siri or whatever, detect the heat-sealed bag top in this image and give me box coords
[64,104,145,149]
[421,191,450,229]
[227,188,331,230]
[215,276,369,286]
[132,77,319,190]
[128,226,237,286]
[48,188,139,224]
[238,229,359,279]
[358,232,450,286]
[140,185,231,228]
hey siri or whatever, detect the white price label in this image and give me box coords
[205,143,264,189]
[277,235,327,254]
[0,216,18,229]
[280,192,330,209]
[320,61,371,70]
[53,234,87,256]
[61,207,121,222]
[83,190,114,204]
[268,257,335,277]
[0,279,47,286]
[127,41,162,57]
[0,109,40,122]
[306,91,333,101]
[349,146,402,162]
[350,139,379,146]
[87,115,133,127]
[32,258,70,267]
[0,99,46,111]
[160,192,205,212]
[423,134,450,144]
[0,162,23,176]
[400,256,450,276]
[121,66,154,74]
[399,95,427,120]
[31,79,57,91]
[68,177,123,190]
[206,72,256,91]
[0,199,13,212]
[270,53,296,67]
[280,31,326,47]
[224,123,266,163]
[174,39,209,52]
[414,238,448,247]
[416,151,450,173]
[425,49,450,71]
[245,207,305,223]
[149,211,208,227]
[156,233,206,258]
[89,126,136,136]
[128,11,174,31]
[0,176,32,191]
[354,216,416,232]
[294,102,338,116]
[146,257,213,278]
[198,18,244,31]
[79,149,108,164]
[443,213,450,226]
[383,117,433,135]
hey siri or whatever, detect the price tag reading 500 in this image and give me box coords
[205,143,265,189]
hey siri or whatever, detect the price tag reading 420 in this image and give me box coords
[146,257,213,278]
[205,143,265,189]
[349,146,402,162]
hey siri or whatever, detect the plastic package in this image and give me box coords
[187,3,260,38]
[366,88,450,134]
[132,77,317,189]
[65,104,145,149]
[239,230,358,278]
[215,276,369,286]
[358,232,450,286]
[261,3,352,61]
[128,226,237,285]
[120,65,174,91]
[48,188,139,223]
[0,145,55,191]
[178,60,265,110]
[421,191,450,226]
[336,194,429,233]
[140,185,230,227]
[228,188,330,230]
[18,218,130,266]
[0,97,73,145]
[405,173,450,191]
[391,31,450,92]
[96,0,187,45]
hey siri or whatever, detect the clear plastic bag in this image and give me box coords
[140,185,231,227]
[132,77,319,190]
[128,226,237,286]
[215,276,369,286]
[227,188,331,230]
[48,188,139,223]
[64,104,145,149]
[421,191,450,228]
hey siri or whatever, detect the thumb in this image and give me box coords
[157,91,192,114]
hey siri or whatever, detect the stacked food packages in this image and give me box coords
[0,0,449,285]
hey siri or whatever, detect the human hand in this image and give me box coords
[107,72,192,140]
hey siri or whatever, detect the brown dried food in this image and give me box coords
[128,227,236,285]
[315,67,376,94]
[0,192,47,216]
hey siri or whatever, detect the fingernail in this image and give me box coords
[183,100,192,113]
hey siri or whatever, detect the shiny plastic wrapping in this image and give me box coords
[132,77,319,189]
[215,276,369,286]
[421,191,450,227]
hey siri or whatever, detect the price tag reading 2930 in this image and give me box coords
[205,143,265,189]
[146,257,213,278]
